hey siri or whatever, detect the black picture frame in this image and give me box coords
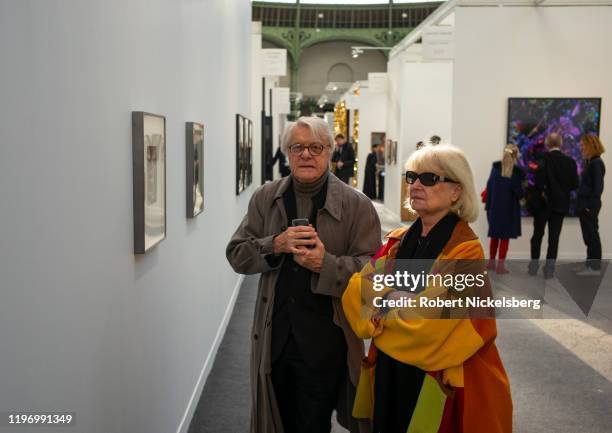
[132,111,167,254]
[186,122,204,218]
[236,114,254,195]
[236,114,245,195]
[246,119,253,187]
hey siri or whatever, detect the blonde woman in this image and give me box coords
[342,144,512,433]
[484,144,525,273]
[576,134,606,276]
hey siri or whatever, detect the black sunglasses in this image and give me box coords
[405,171,458,186]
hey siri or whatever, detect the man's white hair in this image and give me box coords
[280,117,334,159]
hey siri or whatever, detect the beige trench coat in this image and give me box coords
[226,174,381,433]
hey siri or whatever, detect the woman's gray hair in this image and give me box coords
[404,144,480,222]
[280,116,334,158]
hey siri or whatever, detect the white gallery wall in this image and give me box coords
[452,5,612,258]
[0,1,253,433]
[384,53,405,219]
[252,22,264,187]
[354,87,387,191]
[384,48,453,220]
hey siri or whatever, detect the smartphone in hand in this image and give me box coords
[291,218,313,249]
[291,218,309,227]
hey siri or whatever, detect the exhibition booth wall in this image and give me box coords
[353,87,387,192]
[0,2,255,433]
[385,3,611,259]
[383,49,453,221]
[452,5,612,258]
[383,52,405,219]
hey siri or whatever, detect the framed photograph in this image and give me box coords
[236,114,245,195]
[246,119,253,187]
[132,112,166,254]
[506,97,602,216]
[386,139,393,165]
[186,122,204,218]
[393,140,398,165]
[371,132,386,147]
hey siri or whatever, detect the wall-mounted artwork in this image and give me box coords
[506,97,602,216]
[236,114,253,195]
[371,132,386,147]
[186,122,204,218]
[132,112,166,254]
[392,140,398,165]
[386,139,393,165]
[246,119,253,187]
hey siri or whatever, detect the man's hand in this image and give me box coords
[336,160,344,169]
[293,235,326,273]
[273,225,317,255]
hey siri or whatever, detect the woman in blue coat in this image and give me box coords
[486,144,525,273]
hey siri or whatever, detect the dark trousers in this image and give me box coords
[579,207,602,270]
[271,336,344,433]
[530,210,565,261]
[336,172,351,184]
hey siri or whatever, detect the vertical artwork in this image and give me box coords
[506,98,602,216]
[132,112,166,254]
[236,114,245,195]
[236,115,254,195]
[186,122,204,218]
[392,141,398,165]
[386,139,393,165]
[246,119,253,187]
[241,116,247,191]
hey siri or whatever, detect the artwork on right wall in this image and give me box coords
[236,114,253,195]
[506,97,602,216]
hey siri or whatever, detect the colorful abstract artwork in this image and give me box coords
[506,97,601,216]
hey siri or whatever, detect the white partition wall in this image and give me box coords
[452,5,612,258]
[384,53,407,219]
[354,87,387,191]
[400,61,453,166]
[251,22,264,188]
[384,50,453,220]
[0,2,252,433]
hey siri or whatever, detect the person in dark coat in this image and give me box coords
[362,144,378,199]
[529,132,579,278]
[226,117,380,433]
[332,133,356,184]
[270,146,291,177]
[376,144,385,200]
[576,134,606,275]
[485,144,525,274]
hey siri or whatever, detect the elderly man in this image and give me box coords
[529,132,578,278]
[226,117,381,433]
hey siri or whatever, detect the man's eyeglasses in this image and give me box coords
[405,171,458,186]
[288,143,329,156]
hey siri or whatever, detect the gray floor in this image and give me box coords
[188,274,612,433]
